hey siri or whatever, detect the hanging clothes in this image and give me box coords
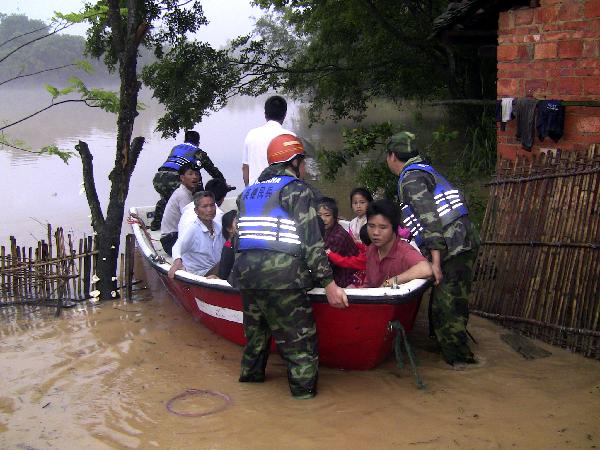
[496,97,514,131]
[514,97,538,150]
[536,100,565,143]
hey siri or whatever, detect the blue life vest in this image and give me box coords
[238,176,302,256]
[160,143,198,171]
[397,163,469,246]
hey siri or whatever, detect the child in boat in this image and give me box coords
[317,197,359,288]
[327,224,370,287]
[217,210,238,280]
[348,187,373,244]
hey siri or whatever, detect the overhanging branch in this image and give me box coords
[0,99,99,131]
[0,64,77,87]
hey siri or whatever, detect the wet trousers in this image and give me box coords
[431,249,477,365]
[239,289,318,398]
[151,170,180,230]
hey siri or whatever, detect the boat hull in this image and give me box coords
[131,206,429,370]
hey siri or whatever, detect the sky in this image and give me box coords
[2,0,264,47]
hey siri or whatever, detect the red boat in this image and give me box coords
[130,206,430,370]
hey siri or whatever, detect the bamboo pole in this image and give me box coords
[77,238,84,300]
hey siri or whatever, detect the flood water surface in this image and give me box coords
[0,256,599,449]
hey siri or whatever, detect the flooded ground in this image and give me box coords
[0,254,599,449]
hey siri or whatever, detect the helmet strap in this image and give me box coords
[290,157,303,178]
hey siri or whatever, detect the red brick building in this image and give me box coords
[497,0,600,158]
[435,0,600,159]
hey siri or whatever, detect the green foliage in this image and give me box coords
[356,160,398,200]
[244,1,451,122]
[316,122,394,178]
[459,110,497,177]
[0,134,76,163]
[39,145,77,163]
[141,41,239,137]
[44,83,60,98]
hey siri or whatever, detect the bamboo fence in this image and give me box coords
[472,144,600,358]
[0,225,137,313]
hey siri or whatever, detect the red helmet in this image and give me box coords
[267,134,305,165]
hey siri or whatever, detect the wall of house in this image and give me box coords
[496,0,600,159]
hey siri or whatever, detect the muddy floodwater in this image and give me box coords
[0,256,598,449]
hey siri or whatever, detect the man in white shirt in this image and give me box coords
[160,162,199,255]
[177,178,228,237]
[242,95,295,186]
[168,191,225,278]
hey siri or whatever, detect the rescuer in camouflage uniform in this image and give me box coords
[231,134,348,399]
[151,130,227,230]
[386,132,480,366]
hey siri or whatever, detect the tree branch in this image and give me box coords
[0,24,50,49]
[359,0,429,51]
[0,99,99,131]
[0,64,77,87]
[126,136,145,173]
[0,21,73,64]
[75,141,105,229]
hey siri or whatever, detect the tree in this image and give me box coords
[231,0,456,121]
[232,1,496,215]
[1,3,243,300]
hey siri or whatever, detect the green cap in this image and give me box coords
[386,131,417,158]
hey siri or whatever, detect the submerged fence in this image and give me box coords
[472,144,600,358]
[0,225,136,314]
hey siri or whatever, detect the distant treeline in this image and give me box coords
[0,14,155,87]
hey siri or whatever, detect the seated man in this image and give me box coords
[160,162,200,256]
[363,199,432,288]
[168,191,225,278]
[178,178,228,237]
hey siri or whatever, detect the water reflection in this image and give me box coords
[0,85,447,245]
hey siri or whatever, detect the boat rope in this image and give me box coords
[166,388,232,417]
[389,320,426,390]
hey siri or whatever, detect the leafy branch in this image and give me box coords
[0,134,76,163]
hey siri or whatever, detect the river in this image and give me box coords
[1,88,599,448]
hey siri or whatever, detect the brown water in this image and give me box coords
[0,254,599,449]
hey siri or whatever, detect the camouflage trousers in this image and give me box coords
[430,249,477,365]
[151,170,180,230]
[239,288,319,398]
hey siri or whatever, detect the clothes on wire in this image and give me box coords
[536,99,565,143]
[513,97,538,150]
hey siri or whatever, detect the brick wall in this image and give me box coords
[496,0,600,159]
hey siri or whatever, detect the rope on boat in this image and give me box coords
[389,320,426,390]
[127,213,165,263]
[166,388,232,417]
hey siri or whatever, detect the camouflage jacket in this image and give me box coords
[398,156,479,261]
[231,164,334,290]
[196,148,225,188]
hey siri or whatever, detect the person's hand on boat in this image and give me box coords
[168,258,185,279]
[324,281,349,309]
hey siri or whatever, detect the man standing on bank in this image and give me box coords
[232,134,348,399]
[151,130,226,230]
[386,131,480,367]
[241,95,295,186]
